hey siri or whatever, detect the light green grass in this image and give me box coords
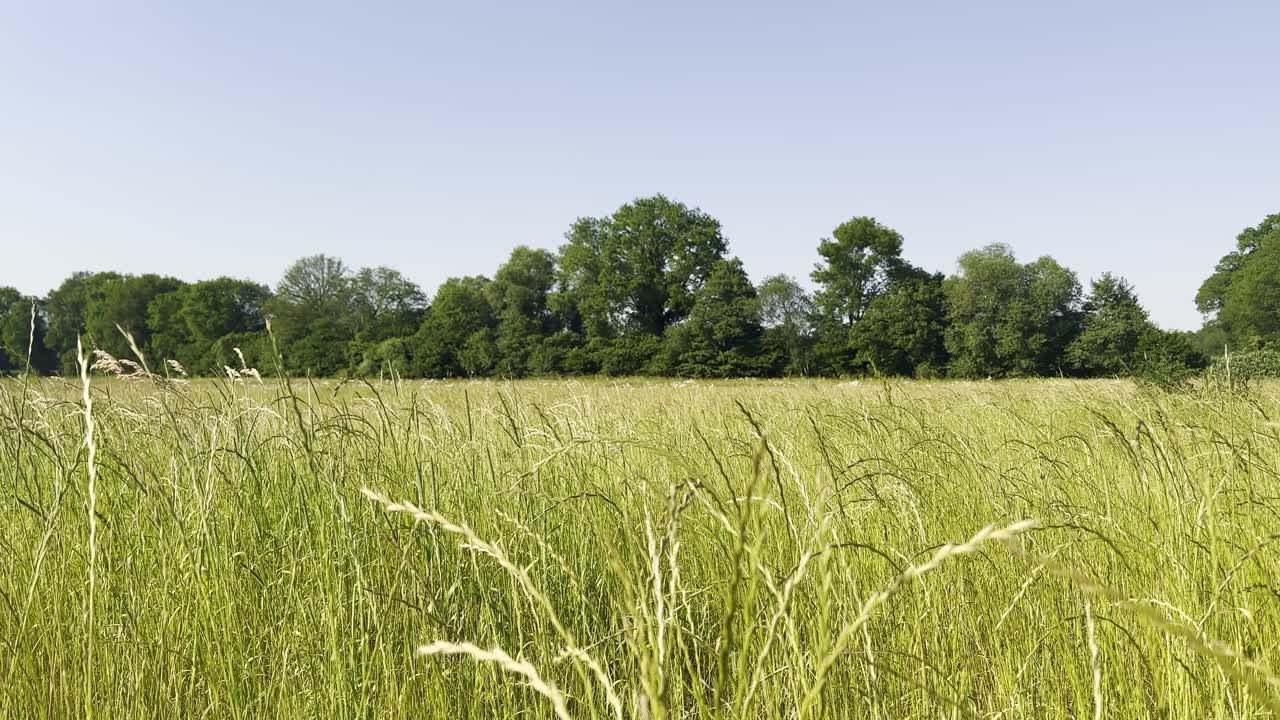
[1,376,1277,718]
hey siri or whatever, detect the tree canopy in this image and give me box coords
[1196,214,1280,349]
[6,194,1238,381]
[943,244,1082,378]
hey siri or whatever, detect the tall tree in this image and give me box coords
[943,244,1082,378]
[85,274,186,364]
[411,276,495,378]
[146,289,195,368]
[275,254,352,307]
[1065,274,1151,376]
[810,217,907,373]
[757,274,815,376]
[811,217,904,326]
[602,195,728,336]
[849,266,947,377]
[1196,213,1280,348]
[487,246,558,377]
[180,278,272,344]
[551,217,611,341]
[557,196,727,340]
[44,271,122,374]
[0,289,56,374]
[1024,256,1085,373]
[267,255,354,375]
[349,267,427,343]
[664,258,766,377]
[148,278,273,373]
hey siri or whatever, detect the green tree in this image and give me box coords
[811,217,905,326]
[664,258,766,377]
[1065,274,1150,376]
[486,247,558,377]
[551,217,611,342]
[757,274,816,376]
[1135,328,1207,381]
[346,267,427,374]
[849,266,947,377]
[459,329,500,377]
[184,278,273,343]
[810,217,907,373]
[1024,256,1084,373]
[1192,321,1230,358]
[411,276,495,378]
[44,271,122,374]
[943,244,1082,378]
[349,267,427,343]
[1196,213,1280,348]
[85,274,186,365]
[267,255,354,375]
[0,289,56,374]
[147,278,273,374]
[146,289,195,369]
[556,195,727,344]
[354,337,414,377]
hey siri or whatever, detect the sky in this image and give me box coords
[2,1,1278,330]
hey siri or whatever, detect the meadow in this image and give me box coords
[1,372,1278,718]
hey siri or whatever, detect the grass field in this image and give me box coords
[2,374,1278,718]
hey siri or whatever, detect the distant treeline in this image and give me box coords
[2,196,1272,380]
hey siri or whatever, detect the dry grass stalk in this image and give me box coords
[417,641,570,720]
[76,337,99,720]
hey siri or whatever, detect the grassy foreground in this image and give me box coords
[1,375,1278,718]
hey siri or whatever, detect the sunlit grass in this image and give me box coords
[1,376,1277,718]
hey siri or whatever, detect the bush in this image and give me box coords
[1130,329,1204,388]
[1208,346,1280,384]
[595,334,663,376]
[353,338,413,378]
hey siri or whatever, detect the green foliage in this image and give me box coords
[266,255,354,375]
[849,266,947,377]
[944,244,1082,378]
[757,274,815,376]
[530,331,594,375]
[1133,328,1207,389]
[1192,321,1229,358]
[278,316,354,377]
[663,258,768,377]
[487,247,559,377]
[811,217,904,327]
[806,219,951,378]
[558,195,727,339]
[1209,346,1280,383]
[352,338,413,377]
[146,278,272,374]
[550,217,610,340]
[84,274,186,365]
[349,267,428,345]
[1196,213,1280,347]
[44,271,122,374]
[344,267,428,376]
[1065,274,1150,376]
[20,200,1250,381]
[265,256,426,377]
[594,333,664,376]
[411,276,495,378]
[0,289,56,374]
[44,272,178,372]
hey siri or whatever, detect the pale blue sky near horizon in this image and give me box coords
[2,1,1278,330]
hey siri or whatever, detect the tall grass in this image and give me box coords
[1,375,1277,718]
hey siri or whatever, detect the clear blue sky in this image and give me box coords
[3,1,1278,330]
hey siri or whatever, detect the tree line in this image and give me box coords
[3,195,1266,380]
